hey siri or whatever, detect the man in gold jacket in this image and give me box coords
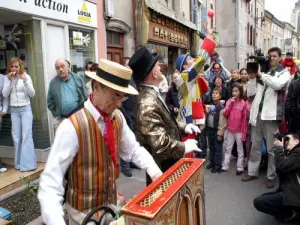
[129,49,202,185]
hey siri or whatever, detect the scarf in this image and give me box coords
[89,94,118,168]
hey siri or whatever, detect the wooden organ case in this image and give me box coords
[118,158,205,225]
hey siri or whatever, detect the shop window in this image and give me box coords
[69,28,95,75]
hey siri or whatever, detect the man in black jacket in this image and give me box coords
[166,69,180,121]
[253,133,300,223]
[119,57,138,177]
[285,78,300,136]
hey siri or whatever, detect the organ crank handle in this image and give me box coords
[81,205,116,225]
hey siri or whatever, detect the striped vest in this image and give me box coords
[66,107,122,212]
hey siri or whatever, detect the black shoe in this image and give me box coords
[206,163,214,170]
[122,170,132,177]
[216,167,222,173]
[211,167,217,173]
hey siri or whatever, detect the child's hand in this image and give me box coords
[205,105,211,113]
[231,97,236,102]
[217,135,223,142]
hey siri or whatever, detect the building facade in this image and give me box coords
[216,0,256,69]
[291,0,300,34]
[292,31,299,58]
[0,0,101,159]
[133,0,213,76]
[254,0,265,51]
[283,22,295,54]
[264,10,284,51]
[263,10,272,54]
[103,0,135,63]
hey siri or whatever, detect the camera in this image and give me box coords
[274,131,283,142]
[248,49,269,73]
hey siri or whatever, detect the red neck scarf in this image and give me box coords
[89,94,118,168]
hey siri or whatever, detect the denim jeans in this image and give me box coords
[11,104,36,171]
[206,127,223,168]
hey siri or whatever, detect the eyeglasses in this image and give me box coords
[107,88,128,102]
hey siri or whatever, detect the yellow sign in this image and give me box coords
[78,1,91,24]
[73,31,83,46]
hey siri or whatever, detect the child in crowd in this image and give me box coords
[240,68,248,98]
[226,69,240,99]
[205,89,225,173]
[282,52,296,75]
[222,83,247,175]
[205,75,227,104]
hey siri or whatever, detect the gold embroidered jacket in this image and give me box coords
[134,85,185,169]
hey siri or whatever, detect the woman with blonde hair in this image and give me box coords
[2,57,36,171]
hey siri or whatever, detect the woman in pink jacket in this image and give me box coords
[222,82,248,175]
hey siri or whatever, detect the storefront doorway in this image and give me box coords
[0,9,38,147]
[106,30,124,63]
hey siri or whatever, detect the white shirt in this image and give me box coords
[38,99,162,225]
[2,73,35,107]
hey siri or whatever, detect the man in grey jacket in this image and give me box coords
[47,59,88,120]
[0,73,9,172]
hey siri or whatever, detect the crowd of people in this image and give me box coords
[0,23,299,224]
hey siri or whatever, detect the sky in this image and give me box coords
[265,0,297,22]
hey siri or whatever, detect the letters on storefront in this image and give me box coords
[2,0,97,27]
[148,10,189,49]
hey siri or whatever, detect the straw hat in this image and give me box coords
[85,59,138,95]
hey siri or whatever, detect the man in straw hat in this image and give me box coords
[38,59,163,225]
[129,48,202,186]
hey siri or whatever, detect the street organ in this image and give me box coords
[83,158,206,225]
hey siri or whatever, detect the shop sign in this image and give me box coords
[0,0,97,28]
[148,10,189,49]
[77,2,92,24]
[73,31,83,46]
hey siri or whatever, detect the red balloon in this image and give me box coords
[208,10,215,18]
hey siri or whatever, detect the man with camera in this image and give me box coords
[242,47,291,188]
[253,133,300,223]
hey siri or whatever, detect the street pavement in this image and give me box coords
[116,160,297,225]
